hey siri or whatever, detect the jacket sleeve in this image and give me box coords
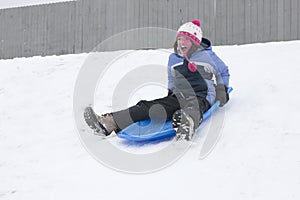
[210,51,230,87]
[167,54,175,90]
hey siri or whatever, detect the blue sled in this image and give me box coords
[118,87,233,142]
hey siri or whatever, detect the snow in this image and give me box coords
[0,0,74,9]
[1,41,300,199]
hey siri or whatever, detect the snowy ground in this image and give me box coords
[1,41,300,199]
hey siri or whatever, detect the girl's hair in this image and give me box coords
[173,41,179,54]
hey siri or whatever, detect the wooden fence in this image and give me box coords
[0,0,299,59]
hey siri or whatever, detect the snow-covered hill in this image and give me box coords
[1,41,300,200]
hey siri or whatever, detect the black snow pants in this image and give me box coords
[112,94,211,130]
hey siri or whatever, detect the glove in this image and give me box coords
[215,84,229,107]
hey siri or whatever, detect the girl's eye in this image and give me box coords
[178,37,188,42]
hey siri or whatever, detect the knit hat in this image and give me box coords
[176,20,202,45]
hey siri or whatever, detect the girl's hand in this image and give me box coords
[215,84,229,106]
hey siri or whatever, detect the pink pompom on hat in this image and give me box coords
[176,19,203,45]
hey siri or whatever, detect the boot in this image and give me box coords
[84,107,119,136]
[172,109,201,141]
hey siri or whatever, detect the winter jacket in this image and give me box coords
[167,38,230,105]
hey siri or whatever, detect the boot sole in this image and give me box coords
[84,107,108,136]
[173,110,195,141]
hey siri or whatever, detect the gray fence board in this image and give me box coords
[37,5,43,56]
[270,0,278,41]
[202,0,215,42]
[149,0,158,46]
[12,8,22,58]
[251,0,258,42]
[263,0,271,42]
[227,0,233,44]
[157,0,165,47]
[0,0,300,59]
[190,0,199,21]
[74,0,82,53]
[215,0,227,45]
[22,6,29,56]
[298,0,300,39]
[277,0,284,40]
[6,8,22,58]
[234,0,245,44]
[126,0,140,48]
[197,0,205,31]
[244,0,251,44]
[0,10,3,56]
[291,0,298,40]
[257,0,264,42]
[283,0,291,40]
[140,0,149,46]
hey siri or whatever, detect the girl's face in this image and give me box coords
[177,36,193,56]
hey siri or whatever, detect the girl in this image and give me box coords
[84,20,230,141]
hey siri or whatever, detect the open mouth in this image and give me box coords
[180,46,187,52]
